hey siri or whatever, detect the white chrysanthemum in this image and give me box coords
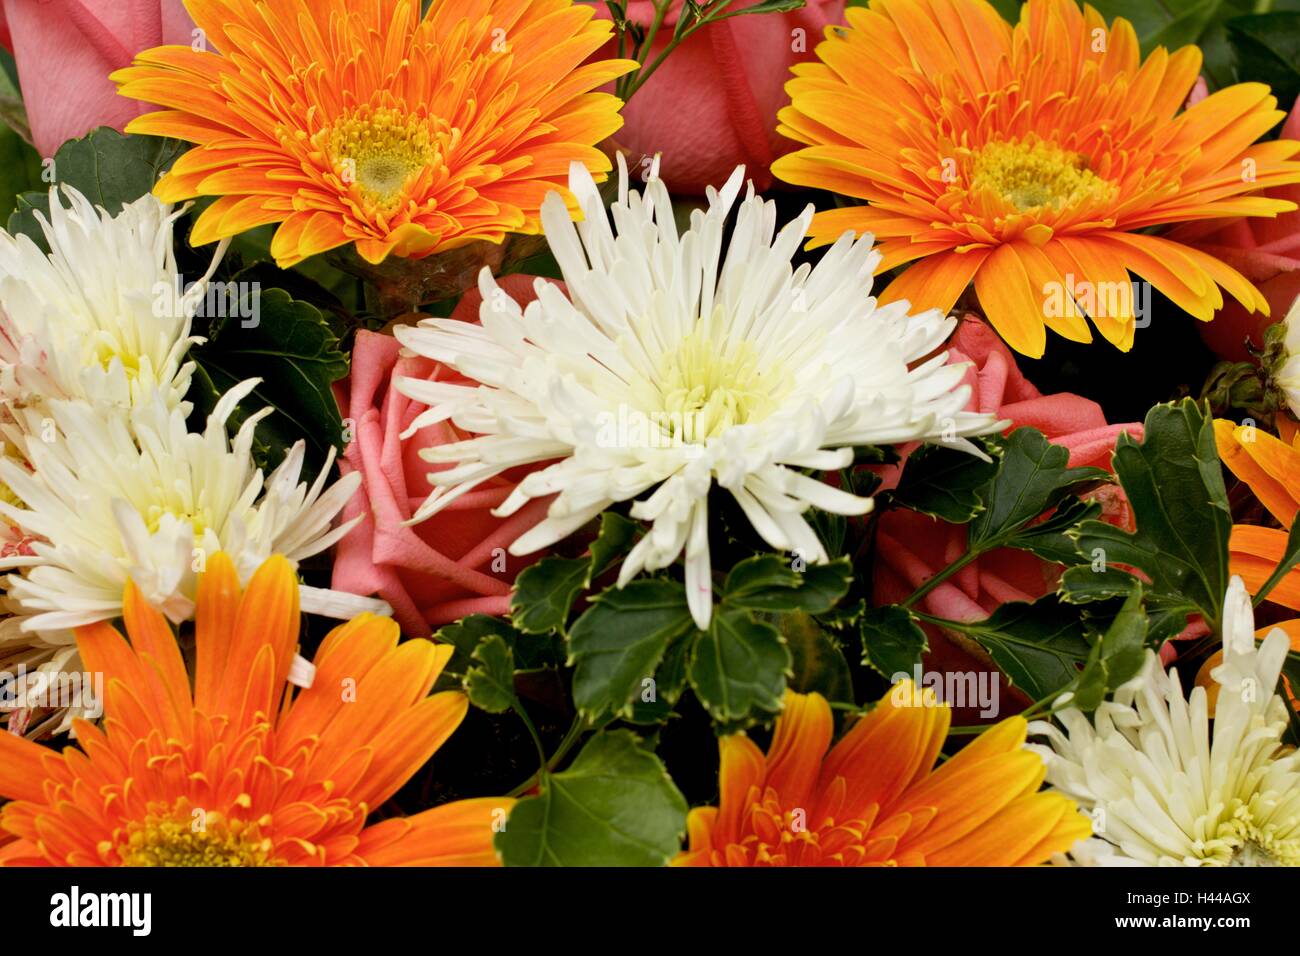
[0,185,221,413]
[1030,576,1300,867]
[0,380,361,630]
[395,159,1001,627]
[1275,293,1300,419]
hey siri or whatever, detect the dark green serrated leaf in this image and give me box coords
[1007,497,1100,564]
[722,554,852,614]
[782,612,855,703]
[496,730,687,866]
[891,441,999,523]
[464,635,517,713]
[8,127,186,247]
[689,606,790,724]
[568,580,698,721]
[1059,564,1145,603]
[435,613,557,676]
[859,604,928,678]
[1073,400,1231,631]
[511,557,589,634]
[934,595,1093,702]
[586,512,641,585]
[627,630,694,725]
[969,428,1108,548]
[189,286,348,476]
[1072,585,1149,711]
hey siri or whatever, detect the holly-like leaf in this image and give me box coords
[891,441,999,523]
[1008,497,1100,565]
[189,286,348,476]
[969,428,1109,549]
[435,614,558,677]
[587,512,641,584]
[721,554,852,615]
[689,606,790,724]
[1071,584,1149,711]
[464,635,517,714]
[783,612,855,704]
[8,127,186,246]
[627,631,694,725]
[859,605,928,678]
[511,557,589,634]
[496,730,687,866]
[933,595,1093,702]
[568,580,698,721]
[1073,400,1231,631]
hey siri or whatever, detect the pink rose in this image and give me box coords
[331,275,556,638]
[602,0,845,194]
[871,316,1143,718]
[0,0,194,157]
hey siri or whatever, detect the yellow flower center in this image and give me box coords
[969,139,1115,213]
[116,805,276,867]
[320,107,437,211]
[144,503,208,537]
[89,332,143,378]
[655,320,791,443]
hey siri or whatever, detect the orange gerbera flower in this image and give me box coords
[0,553,510,866]
[1216,418,1300,610]
[772,0,1300,357]
[674,686,1089,866]
[112,0,636,266]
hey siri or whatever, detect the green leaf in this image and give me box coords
[1008,497,1101,564]
[1226,12,1300,106]
[627,630,695,724]
[496,730,687,866]
[783,612,855,703]
[464,635,517,714]
[1060,565,1147,603]
[969,428,1109,548]
[859,605,929,678]
[0,124,42,223]
[586,512,641,585]
[689,606,790,724]
[711,0,806,21]
[1072,585,1149,711]
[511,557,589,634]
[722,554,852,614]
[932,595,1093,702]
[435,614,558,675]
[568,580,698,721]
[188,286,348,476]
[891,441,999,523]
[1073,400,1231,631]
[1089,0,1262,90]
[1251,512,1300,608]
[8,127,186,247]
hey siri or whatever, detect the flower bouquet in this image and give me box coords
[0,0,1298,885]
